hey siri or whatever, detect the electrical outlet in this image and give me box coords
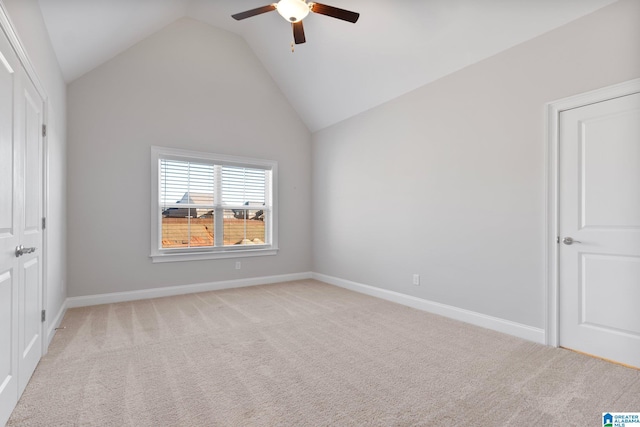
[412,274,420,286]
[235,261,241,270]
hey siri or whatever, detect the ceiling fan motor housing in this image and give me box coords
[276,0,311,22]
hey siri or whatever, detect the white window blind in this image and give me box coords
[221,166,267,206]
[160,159,215,207]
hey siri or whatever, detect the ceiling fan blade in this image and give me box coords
[292,21,306,44]
[310,2,359,23]
[231,4,276,21]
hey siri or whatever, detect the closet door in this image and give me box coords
[17,61,44,396]
[0,26,21,427]
[0,24,45,425]
[558,92,640,368]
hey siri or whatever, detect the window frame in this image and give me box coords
[150,146,278,263]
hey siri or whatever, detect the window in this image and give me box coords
[150,146,277,262]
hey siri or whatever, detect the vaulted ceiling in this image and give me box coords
[37,0,617,131]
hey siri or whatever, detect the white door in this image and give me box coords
[559,91,640,368]
[18,61,44,395]
[0,25,44,426]
[0,25,21,427]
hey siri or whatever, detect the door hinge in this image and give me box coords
[42,217,46,230]
[42,124,47,137]
[41,310,46,322]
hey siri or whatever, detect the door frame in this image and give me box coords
[545,78,640,347]
[0,3,50,354]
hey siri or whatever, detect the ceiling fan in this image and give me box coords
[232,0,360,46]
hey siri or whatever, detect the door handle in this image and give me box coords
[15,245,37,257]
[562,237,581,245]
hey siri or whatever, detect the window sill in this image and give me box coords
[150,247,278,263]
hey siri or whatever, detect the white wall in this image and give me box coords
[312,0,640,329]
[67,18,312,297]
[2,0,67,336]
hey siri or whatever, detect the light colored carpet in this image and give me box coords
[8,279,640,426]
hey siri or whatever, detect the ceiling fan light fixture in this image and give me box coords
[276,0,310,22]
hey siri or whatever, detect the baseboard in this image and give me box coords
[66,272,313,308]
[46,299,68,347]
[62,271,544,344]
[312,272,546,344]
